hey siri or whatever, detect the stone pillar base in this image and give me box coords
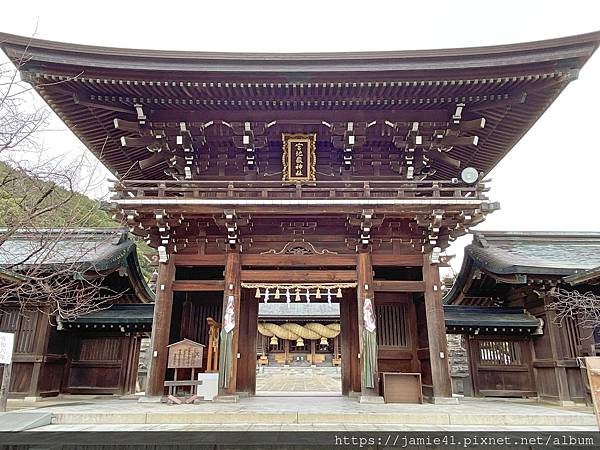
[138,395,163,403]
[359,395,385,404]
[215,395,239,403]
[430,396,459,405]
[23,396,44,403]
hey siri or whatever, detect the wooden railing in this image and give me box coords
[111,179,490,201]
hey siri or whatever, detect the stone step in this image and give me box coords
[0,412,52,431]
[51,411,596,427]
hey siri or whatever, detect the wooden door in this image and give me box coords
[468,336,536,397]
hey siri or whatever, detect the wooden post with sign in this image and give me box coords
[0,332,16,412]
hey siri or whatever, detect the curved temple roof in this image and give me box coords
[0,228,154,303]
[444,231,600,305]
[1,32,599,180]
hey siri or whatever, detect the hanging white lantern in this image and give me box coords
[296,337,304,347]
[270,336,278,345]
[320,337,328,346]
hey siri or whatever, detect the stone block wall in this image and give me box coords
[446,333,471,395]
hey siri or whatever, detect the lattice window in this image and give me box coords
[477,340,521,366]
[375,303,408,348]
[0,309,19,332]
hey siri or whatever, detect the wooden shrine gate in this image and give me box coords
[146,250,454,402]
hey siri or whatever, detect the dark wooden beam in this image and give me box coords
[240,254,356,267]
[172,280,225,291]
[173,254,226,266]
[148,109,451,123]
[371,254,423,266]
[240,269,356,282]
[373,280,426,292]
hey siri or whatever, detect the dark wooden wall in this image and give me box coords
[0,308,63,398]
[169,291,223,381]
[527,294,591,404]
[375,293,418,374]
[0,307,143,398]
[64,333,140,395]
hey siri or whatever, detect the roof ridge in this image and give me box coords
[1,30,599,59]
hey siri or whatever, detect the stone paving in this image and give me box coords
[8,396,597,431]
[255,366,341,393]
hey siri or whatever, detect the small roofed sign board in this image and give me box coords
[0,332,15,365]
[282,133,316,182]
[167,339,205,369]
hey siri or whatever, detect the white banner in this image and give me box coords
[363,298,376,333]
[223,295,236,333]
[0,332,15,365]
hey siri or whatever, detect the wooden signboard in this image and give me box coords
[167,339,204,369]
[282,133,316,182]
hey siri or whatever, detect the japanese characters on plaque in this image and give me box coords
[282,133,316,182]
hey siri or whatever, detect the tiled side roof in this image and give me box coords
[0,228,155,303]
[564,266,600,285]
[467,231,600,276]
[444,305,539,329]
[0,228,133,271]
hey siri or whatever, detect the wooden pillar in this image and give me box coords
[218,251,241,395]
[28,311,50,399]
[236,290,258,395]
[284,339,290,365]
[146,257,175,397]
[543,293,572,404]
[340,291,359,395]
[356,251,379,397]
[422,254,453,400]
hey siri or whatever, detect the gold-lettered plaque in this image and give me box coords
[282,133,316,182]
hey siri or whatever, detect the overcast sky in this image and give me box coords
[1,1,599,272]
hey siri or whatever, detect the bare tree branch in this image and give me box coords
[0,41,120,320]
[547,287,600,331]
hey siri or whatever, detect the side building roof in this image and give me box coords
[0,228,154,303]
[445,231,600,305]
